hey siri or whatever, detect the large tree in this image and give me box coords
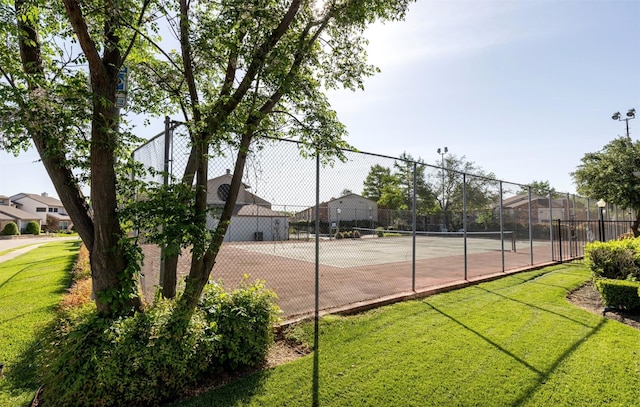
[518,180,558,198]
[362,164,394,202]
[572,137,640,236]
[392,152,435,213]
[431,153,497,231]
[1,0,412,317]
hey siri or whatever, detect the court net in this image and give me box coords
[352,228,517,252]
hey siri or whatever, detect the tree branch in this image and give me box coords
[61,0,103,73]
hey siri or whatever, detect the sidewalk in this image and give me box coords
[0,236,80,264]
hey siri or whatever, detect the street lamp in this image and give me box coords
[437,147,448,231]
[597,199,606,242]
[336,208,341,236]
[612,108,635,139]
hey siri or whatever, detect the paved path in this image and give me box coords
[0,236,80,264]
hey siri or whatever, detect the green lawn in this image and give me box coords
[0,241,80,406]
[2,246,639,407]
[171,264,640,407]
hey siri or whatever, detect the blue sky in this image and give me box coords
[1,0,639,199]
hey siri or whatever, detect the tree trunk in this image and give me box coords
[162,253,178,299]
[62,0,141,315]
[15,0,95,250]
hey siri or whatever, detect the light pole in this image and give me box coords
[612,108,635,139]
[437,147,448,231]
[597,199,606,242]
[336,208,341,236]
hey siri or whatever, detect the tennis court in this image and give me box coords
[232,230,520,268]
[140,232,553,320]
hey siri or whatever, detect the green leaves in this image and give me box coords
[573,137,640,212]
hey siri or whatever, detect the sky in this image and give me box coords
[1,0,639,200]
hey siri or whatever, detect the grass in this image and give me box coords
[1,246,639,406]
[0,240,80,407]
[171,264,640,406]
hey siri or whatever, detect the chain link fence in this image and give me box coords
[132,119,632,320]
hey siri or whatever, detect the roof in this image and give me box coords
[324,193,376,205]
[47,212,72,221]
[502,194,564,209]
[206,173,250,189]
[0,206,40,220]
[11,193,64,207]
[235,204,286,217]
[0,212,14,221]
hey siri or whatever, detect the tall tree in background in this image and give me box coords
[362,155,436,227]
[518,180,558,197]
[572,137,640,236]
[1,0,413,317]
[362,164,394,202]
[393,152,434,213]
[431,153,497,231]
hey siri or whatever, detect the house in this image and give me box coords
[206,169,271,209]
[294,193,378,227]
[501,194,576,223]
[205,171,289,242]
[9,192,73,231]
[0,195,41,233]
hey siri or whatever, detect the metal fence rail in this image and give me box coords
[553,219,633,263]
[132,120,632,319]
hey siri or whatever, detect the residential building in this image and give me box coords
[501,194,584,223]
[0,195,41,233]
[9,192,73,231]
[294,193,378,226]
[205,171,288,241]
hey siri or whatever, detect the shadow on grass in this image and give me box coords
[475,285,595,328]
[171,368,274,406]
[3,323,52,406]
[425,303,544,376]
[426,299,607,407]
[511,319,606,407]
[0,264,38,291]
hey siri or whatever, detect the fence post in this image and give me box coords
[528,186,533,265]
[499,181,505,272]
[463,173,468,280]
[557,219,563,263]
[159,115,171,290]
[411,162,417,292]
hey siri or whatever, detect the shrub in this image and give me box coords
[352,230,361,238]
[1,222,19,235]
[584,238,640,281]
[25,220,40,235]
[39,302,218,407]
[39,280,280,406]
[334,231,343,239]
[199,279,280,370]
[375,226,385,237]
[595,279,640,311]
[71,243,91,281]
[59,279,93,310]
